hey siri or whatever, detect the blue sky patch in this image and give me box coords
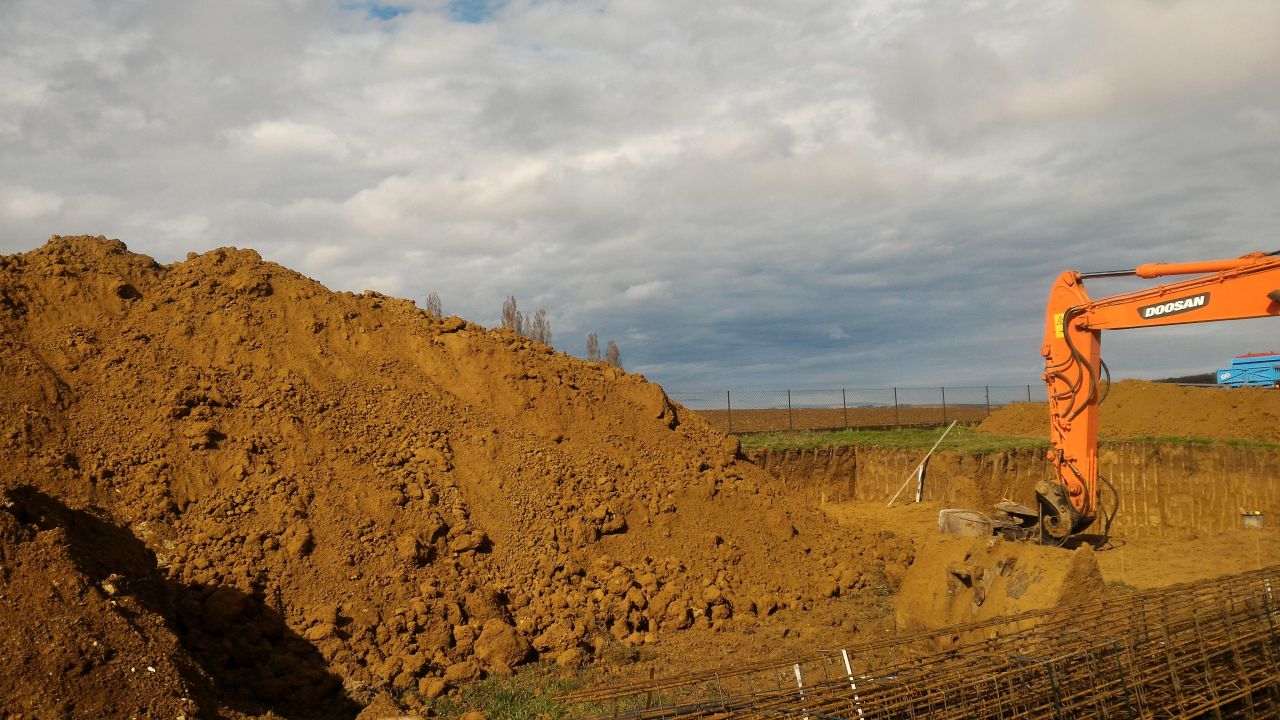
[369,4,411,20]
[448,0,507,23]
[340,2,412,21]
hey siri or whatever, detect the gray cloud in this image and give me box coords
[2,0,1278,392]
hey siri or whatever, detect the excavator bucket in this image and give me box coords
[895,535,1103,643]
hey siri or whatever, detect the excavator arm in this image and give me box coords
[1038,251,1280,543]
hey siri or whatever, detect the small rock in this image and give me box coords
[443,659,481,684]
[355,692,421,720]
[202,587,247,633]
[449,531,487,553]
[555,646,588,669]
[302,622,335,641]
[474,619,530,674]
[285,524,314,557]
[418,677,446,699]
[396,533,424,564]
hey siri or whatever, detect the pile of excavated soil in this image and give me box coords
[0,485,355,719]
[0,236,898,717]
[894,536,1103,637]
[977,380,1280,443]
[0,487,208,719]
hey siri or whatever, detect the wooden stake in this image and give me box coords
[888,421,957,507]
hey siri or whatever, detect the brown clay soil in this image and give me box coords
[823,500,1280,591]
[973,379,1280,588]
[4,236,1277,719]
[0,236,912,718]
[976,379,1280,442]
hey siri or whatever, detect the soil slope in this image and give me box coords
[977,379,1280,443]
[1,487,210,719]
[0,236,889,717]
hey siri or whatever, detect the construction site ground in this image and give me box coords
[588,500,1280,693]
[823,500,1280,589]
[1,236,1277,719]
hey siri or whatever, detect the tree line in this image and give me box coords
[423,292,621,369]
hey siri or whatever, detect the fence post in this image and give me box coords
[842,388,848,429]
[787,390,793,431]
[985,385,991,416]
[1027,384,1032,402]
[726,390,733,434]
[941,386,947,424]
[893,387,900,426]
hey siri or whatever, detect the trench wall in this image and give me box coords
[748,443,1280,536]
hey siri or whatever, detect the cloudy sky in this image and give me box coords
[2,1,1278,394]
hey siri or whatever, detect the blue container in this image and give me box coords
[1216,353,1280,388]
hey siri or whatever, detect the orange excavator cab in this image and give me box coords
[1038,250,1280,543]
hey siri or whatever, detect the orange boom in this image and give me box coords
[1038,250,1280,543]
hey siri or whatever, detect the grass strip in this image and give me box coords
[426,663,587,719]
[737,425,1046,452]
[737,426,1280,452]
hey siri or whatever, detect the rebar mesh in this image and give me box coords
[563,566,1280,719]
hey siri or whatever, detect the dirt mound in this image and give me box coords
[894,536,1103,638]
[0,236,881,715]
[977,380,1280,443]
[0,484,356,719]
[0,487,206,719]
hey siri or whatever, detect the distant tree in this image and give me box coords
[425,291,442,318]
[586,332,600,362]
[605,340,621,368]
[501,296,524,335]
[528,308,552,344]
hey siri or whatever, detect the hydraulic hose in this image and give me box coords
[1098,473,1119,536]
[1061,307,1097,420]
[1098,358,1111,406]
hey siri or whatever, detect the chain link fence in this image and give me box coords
[668,385,1040,433]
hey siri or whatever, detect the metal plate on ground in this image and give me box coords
[938,509,994,537]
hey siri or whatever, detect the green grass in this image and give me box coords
[423,661,674,720]
[736,426,1280,453]
[1105,579,1136,594]
[426,663,588,720]
[737,425,1049,453]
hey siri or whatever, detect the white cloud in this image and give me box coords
[1,0,1277,388]
[623,280,671,302]
[1,187,64,221]
[1005,2,1280,123]
[303,244,355,274]
[361,273,404,296]
[232,120,350,159]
